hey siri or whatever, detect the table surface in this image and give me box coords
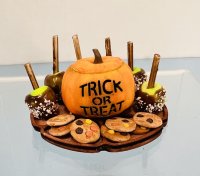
[0,58,200,176]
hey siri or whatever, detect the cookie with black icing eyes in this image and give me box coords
[105,117,136,132]
[70,119,100,144]
[101,125,130,142]
[133,112,163,128]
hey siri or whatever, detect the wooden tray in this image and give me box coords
[30,105,168,153]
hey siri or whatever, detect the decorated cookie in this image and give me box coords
[105,117,136,132]
[133,125,150,134]
[48,123,71,136]
[133,112,163,128]
[47,114,75,127]
[70,119,100,143]
[101,125,130,142]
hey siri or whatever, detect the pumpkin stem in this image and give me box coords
[93,49,103,64]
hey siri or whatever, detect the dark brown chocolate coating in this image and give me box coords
[25,87,58,119]
[44,71,64,104]
[134,87,166,113]
[133,68,147,91]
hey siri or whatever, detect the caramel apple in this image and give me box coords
[25,63,58,119]
[44,35,64,103]
[127,41,147,91]
[134,54,166,113]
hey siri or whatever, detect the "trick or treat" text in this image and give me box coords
[79,79,125,116]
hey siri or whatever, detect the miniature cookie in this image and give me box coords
[70,119,100,144]
[133,125,150,134]
[101,125,130,142]
[133,112,163,128]
[105,117,136,132]
[48,123,71,136]
[47,114,75,126]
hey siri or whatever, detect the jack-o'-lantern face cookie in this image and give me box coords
[48,123,71,137]
[70,119,100,143]
[133,112,163,128]
[47,114,75,126]
[101,125,130,142]
[105,117,136,132]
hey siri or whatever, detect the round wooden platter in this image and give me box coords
[30,105,168,153]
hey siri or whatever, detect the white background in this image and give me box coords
[0,0,200,65]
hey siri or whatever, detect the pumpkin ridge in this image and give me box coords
[69,62,125,74]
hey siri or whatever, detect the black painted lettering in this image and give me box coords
[117,100,124,111]
[80,83,87,97]
[90,106,98,115]
[92,97,102,105]
[113,80,123,92]
[98,80,102,95]
[103,96,111,104]
[80,106,89,115]
[103,79,112,94]
[109,103,117,114]
[88,82,97,96]
[100,106,108,116]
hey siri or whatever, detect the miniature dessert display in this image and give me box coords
[26,35,168,152]
[127,41,147,91]
[61,49,135,118]
[44,35,64,104]
[134,54,166,113]
[24,63,58,119]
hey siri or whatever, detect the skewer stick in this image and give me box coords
[105,37,112,56]
[24,63,39,90]
[127,41,133,71]
[53,35,59,74]
[72,34,82,60]
[93,49,103,64]
[147,54,160,89]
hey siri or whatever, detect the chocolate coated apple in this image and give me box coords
[25,86,58,119]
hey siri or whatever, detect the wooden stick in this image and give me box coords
[147,54,160,89]
[93,49,103,64]
[127,41,133,71]
[72,34,82,60]
[53,35,59,74]
[24,63,39,90]
[105,37,112,56]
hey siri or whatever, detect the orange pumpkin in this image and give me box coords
[61,54,135,118]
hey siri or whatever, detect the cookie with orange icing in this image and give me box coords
[101,125,130,142]
[70,119,100,143]
[105,117,136,132]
